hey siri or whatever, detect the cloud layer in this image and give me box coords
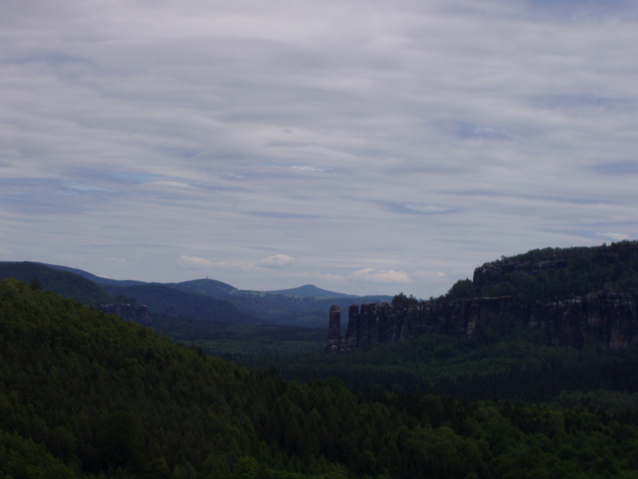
[2,0,638,296]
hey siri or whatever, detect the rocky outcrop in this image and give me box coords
[329,290,638,352]
[97,303,151,326]
[327,305,342,353]
[531,290,638,349]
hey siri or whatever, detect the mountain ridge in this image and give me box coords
[267,284,356,298]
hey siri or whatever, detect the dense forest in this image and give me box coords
[0,262,113,305]
[3,278,638,479]
[450,240,638,303]
[256,326,638,408]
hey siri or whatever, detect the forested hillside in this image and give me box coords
[472,240,638,302]
[0,262,112,305]
[101,282,258,325]
[3,278,638,479]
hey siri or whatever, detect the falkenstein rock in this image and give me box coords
[329,261,638,352]
[96,303,151,327]
[327,305,343,353]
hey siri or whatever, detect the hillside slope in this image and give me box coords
[101,282,259,324]
[268,284,355,298]
[473,240,638,301]
[0,261,112,305]
[40,262,146,287]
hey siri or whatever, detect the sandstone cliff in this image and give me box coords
[96,303,151,326]
[328,290,638,352]
[329,242,638,353]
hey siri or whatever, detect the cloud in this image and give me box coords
[413,270,446,279]
[350,269,410,284]
[1,0,638,296]
[63,182,115,193]
[291,271,346,283]
[598,232,629,241]
[178,255,213,269]
[107,257,127,263]
[260,254,295,268]
[268,163,331,173]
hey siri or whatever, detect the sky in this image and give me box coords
[1,0,638,297]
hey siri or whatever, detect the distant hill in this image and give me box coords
[40,262,146,287]
[101,282,259,324]
[168,278,237,297]
[0,261,394,328]
[0,261,112,305]
[268,284,355,298]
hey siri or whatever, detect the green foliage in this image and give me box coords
[0,428,77,479]
[150,314,326,357]
[254,329,638,406]
[0,262,112,305]
[390,293,419,309]
[489,240,638,302]
[30,277,42,291]
[444,279,475,301]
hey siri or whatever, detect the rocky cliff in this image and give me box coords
[96,303,151,326]
[327,290,638,352]
[329,242,638,352]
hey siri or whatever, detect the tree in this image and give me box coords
[30,277,42,291]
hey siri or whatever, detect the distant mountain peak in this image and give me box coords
[268,284,356,298]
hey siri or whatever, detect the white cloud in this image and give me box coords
[598,232,629,241]
[350,269,410,284]
[178,255,213,269]
[260,254,295,268]
[413,270,446,279]
[1,0,637,296]
[107,257,127,263]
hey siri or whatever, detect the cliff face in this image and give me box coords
[328,291,638,352]
[96,303,151,326]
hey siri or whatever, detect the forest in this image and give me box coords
[2,278,638,479]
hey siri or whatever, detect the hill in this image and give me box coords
[101,282,258,324]
[3,277,638,479]
[167,278,238,297]
[268,284,355,298]
[0,261,391,328]
[473,240,638,301]
[0,261,112,305]
[0,262,327,354]
[40,262,146,287]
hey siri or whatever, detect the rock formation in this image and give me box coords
[96,303,151,327]
[329,290,638,352]
[327,305,343,353]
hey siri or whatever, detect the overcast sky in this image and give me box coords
[1,0,637,297]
